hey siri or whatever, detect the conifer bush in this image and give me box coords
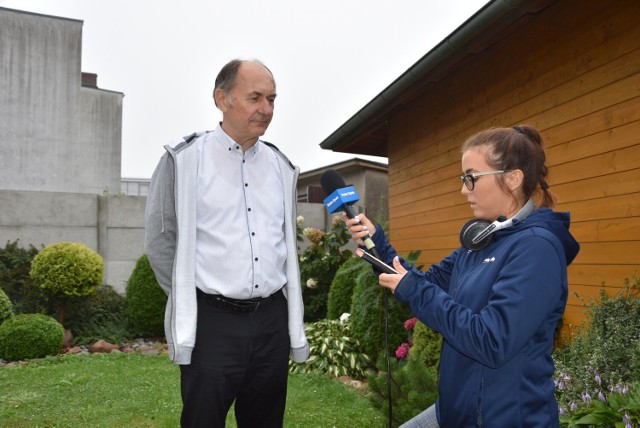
[0,240,48,314]
[65,284,131,345]
[349,259,413,360]
[326,255,364,319]
[367,319,442,426]
[0,313,64,361]
[125,254,166,337]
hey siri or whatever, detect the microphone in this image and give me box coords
[320,169,379,255]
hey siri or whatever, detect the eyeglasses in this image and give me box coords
[460,170,510,191]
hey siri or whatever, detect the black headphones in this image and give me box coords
[459,198,536,251]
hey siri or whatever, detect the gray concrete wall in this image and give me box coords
[0,8,123,195]
[0,190,145,294]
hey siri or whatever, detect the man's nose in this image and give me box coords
[258,99,274,115]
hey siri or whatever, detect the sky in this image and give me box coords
[1,0,489,178]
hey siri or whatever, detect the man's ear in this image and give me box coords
[214,89,229,112]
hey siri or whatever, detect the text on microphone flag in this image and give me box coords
[323,186,360,213]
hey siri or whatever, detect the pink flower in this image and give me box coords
[404,317,418,331]
[395,342,411,359]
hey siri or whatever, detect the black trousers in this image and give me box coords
[180,290,290,428]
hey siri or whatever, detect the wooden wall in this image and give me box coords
[385,0,640,332]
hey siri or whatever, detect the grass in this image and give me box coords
[0,352,385,427]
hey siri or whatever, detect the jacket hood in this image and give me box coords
[495,208,580,265]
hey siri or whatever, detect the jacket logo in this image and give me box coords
[482,257,496,264]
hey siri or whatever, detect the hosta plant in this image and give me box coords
[290,316,372,379]
[558,381,640,427]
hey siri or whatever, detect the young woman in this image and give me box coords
[345,125,579,427]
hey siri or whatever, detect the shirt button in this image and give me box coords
[255,257,258,261]
[255,284,259,289]
[248,208,251,212]
[245,183,248,187]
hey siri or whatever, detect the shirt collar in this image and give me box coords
[214,123,260,157]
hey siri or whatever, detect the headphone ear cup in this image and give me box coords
[460,219,494,251]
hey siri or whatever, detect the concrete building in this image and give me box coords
[0,8,123,194]
[0,8,136,293]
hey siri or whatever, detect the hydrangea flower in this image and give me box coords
[404,317,418,331]
[395,342,411,359]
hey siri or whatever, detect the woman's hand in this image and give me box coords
[378,257,407,293]
[342,212,376,246]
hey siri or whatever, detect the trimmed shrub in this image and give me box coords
[65,284,131,345]
[289,317,372,379]
[30,242,104,324]
[0,287,14,325]
[0,313,64,361]
[327,255,364,319]
[126,254,166,337]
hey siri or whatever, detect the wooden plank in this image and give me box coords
[559,192,640,223]
[542,97,640,149]
[551,169,640,204]
[568,264,639,286]
[567,283,625,307]
[570,217,640,243]
[390,218,464,241]
[390,202,469,229]
[549,144,640,184]
[546,119,640,166]
[572,241,640,265]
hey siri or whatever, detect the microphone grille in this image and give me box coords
[320,169,346,194]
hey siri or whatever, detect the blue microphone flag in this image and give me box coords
[323,186,360,214]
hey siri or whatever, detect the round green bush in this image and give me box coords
[126,254,166,337]
[0,287,14,325]
[327,255,365,319]
[0,313,64,361]
[30,242,104,298]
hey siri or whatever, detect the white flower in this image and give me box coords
[306,278,318,289]
[296,216,304,227]
[340,313,350,323]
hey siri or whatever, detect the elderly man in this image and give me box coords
[145,59,309,428]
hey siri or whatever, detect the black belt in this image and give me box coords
[196,288,281,313]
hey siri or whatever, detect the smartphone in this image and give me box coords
[355,248,399,274]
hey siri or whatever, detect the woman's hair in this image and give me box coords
[461,125,557,208]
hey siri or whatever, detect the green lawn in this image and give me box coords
[0,352,385,427]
